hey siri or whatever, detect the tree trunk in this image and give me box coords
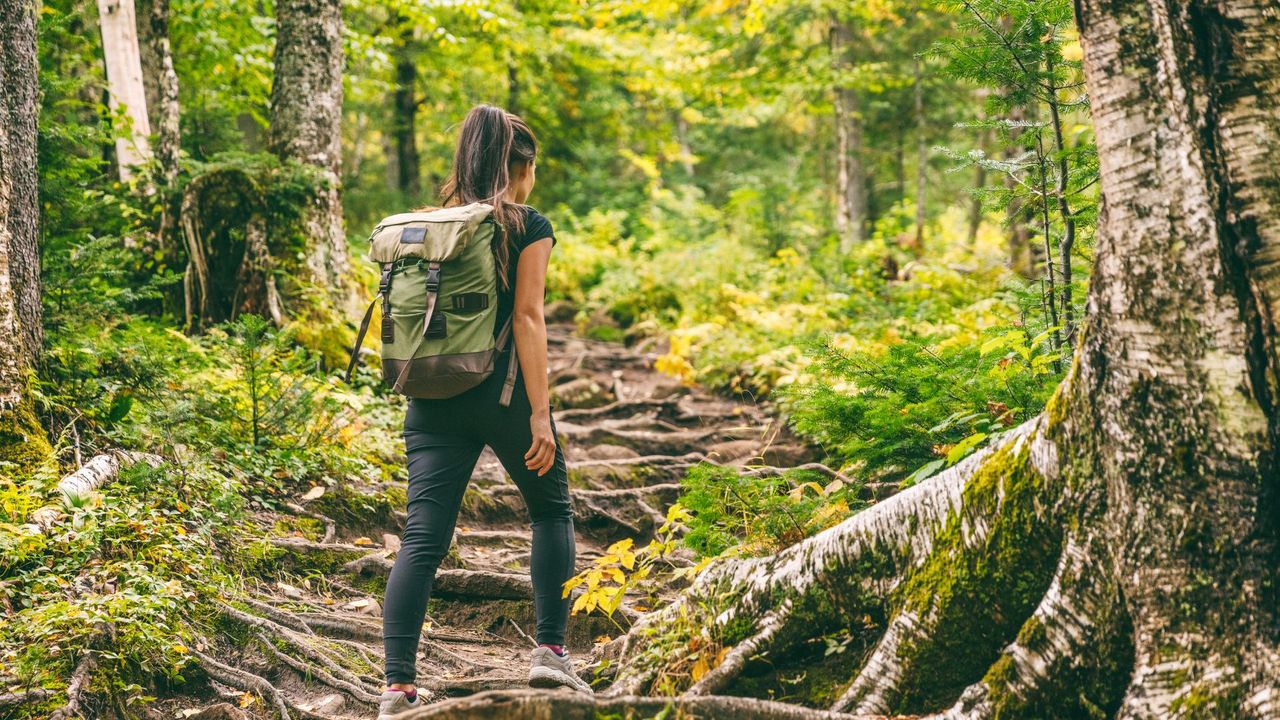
[831,17,868,254]
[392,14,421,197]
[674,109,695,178]
[268,0,352,307]
[967,124,990,247]
[507,62,520,117]
[138,0,179,187]
[181,169,284,333]
[912,56,927,256]
[0,0,52,469]
[96,0,152,181]
[1002,103,1035,278]
[430,4,1279,719]
[1063,2,1278,713]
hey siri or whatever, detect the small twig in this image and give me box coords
[506,618,538,648]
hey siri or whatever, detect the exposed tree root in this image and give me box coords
[605,418,1048,699]
[569,450,705,469]
[555,397,680,421]
[929,531,1126,719]
[401,688,881,720]
[256,632,381,704]
[684,598,794,697]
[831,608,932,714]
[47,650,96,720]
[557,422,751,456]
[192,647,295,720]
[217,601,383,697]
[0,689,49,710]
[284,501,337,543]
[464,484,682,541]
[283,608,505,672]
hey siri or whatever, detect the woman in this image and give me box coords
[377,105,591,720]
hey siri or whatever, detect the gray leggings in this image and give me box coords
[383,349,575,685]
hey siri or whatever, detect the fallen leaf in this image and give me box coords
[302,486,325,501]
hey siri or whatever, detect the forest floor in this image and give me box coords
[164,319,831,720]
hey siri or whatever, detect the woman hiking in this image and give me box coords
[377,104,592,720]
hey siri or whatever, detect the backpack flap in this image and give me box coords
[367,202,495,263]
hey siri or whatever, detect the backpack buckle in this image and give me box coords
[378,264,393,294]
[425,263,441,293]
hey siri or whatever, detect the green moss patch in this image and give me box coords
[887,434,1064,713]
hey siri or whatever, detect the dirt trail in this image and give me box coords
[179,321,824,719]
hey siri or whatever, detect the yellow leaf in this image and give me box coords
[239,692,257,708]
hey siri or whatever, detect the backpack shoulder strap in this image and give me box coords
[497,314,519,406]
[391,260,442,394]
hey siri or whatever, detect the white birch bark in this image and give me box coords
[28,451,164,529]
[96,0,152,181]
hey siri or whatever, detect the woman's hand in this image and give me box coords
[525,409,556,476]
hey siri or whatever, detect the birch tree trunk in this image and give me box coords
[268,0,352,308]
[0,0,52,470]
[138,0,179,187]
[96,0,152,181]
[423,3,1280,718]
[831,18,868,254]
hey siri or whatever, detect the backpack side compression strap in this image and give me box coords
[344,297,379,384]
[344,262,395,384]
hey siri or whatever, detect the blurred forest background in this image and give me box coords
[2,0,1097,714]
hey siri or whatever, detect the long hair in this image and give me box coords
[433,104,538,293]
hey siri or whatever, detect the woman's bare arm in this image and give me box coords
[512,236,555,476]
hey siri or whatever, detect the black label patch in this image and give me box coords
[400,227,426,244]
[451,292,489,311]
[426,312,447,338]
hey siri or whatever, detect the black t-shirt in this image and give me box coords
[493,205,556,346]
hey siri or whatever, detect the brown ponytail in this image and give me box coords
[433,104,539,293]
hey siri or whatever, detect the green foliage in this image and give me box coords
[679,464,866,558]
[782,318,1059,484]
[0,461,242,713]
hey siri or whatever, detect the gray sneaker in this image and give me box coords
[377,689,423,720]
[527,646,594,695]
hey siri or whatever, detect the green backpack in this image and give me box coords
[344,202,520,406]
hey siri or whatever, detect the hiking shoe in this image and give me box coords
[527,646,594,695]
[377,689,423,720]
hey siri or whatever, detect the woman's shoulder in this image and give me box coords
[515,205,555,246]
